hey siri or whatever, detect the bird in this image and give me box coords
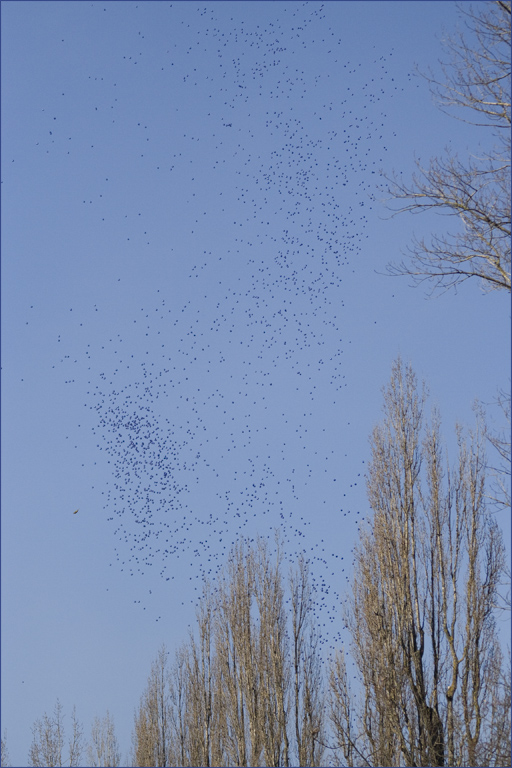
[73,509,79,514]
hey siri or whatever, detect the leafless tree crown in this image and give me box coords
[329,358,510,767]
[28,700,84,768]
[381,1,511,295]
[130,536,325,767]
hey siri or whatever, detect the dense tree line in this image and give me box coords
[130,537,324,768]
[12,358,510,768]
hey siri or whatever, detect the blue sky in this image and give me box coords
[2,1,510,764]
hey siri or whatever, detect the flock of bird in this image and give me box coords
[41,1,407,652]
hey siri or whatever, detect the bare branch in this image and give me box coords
[381,2,511,296]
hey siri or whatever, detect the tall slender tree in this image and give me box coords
[132,646,172,767]
[88,711,121,767]
[329,358,510,767]
[290,555,324,767]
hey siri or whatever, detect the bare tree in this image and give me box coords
[131,704,154,768]
[184,586,218,767]
[477,388,511,513]
[67,706,84,768]
[29,699,64,767]
[254,536,291,768]
[28,699,83,768]
[213,538,256,766]
[138,535,322,766]
[213,535,325,767]
[290,555,325,767]
[329,649,359,768]
[329,358,510,767]
[167,644,189,767]
[474,387,511,615]
[381,1,511,295]
[214,536,289,767]
[1,734,11,768]
[131,645,172,767]
[88,711,121,767]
